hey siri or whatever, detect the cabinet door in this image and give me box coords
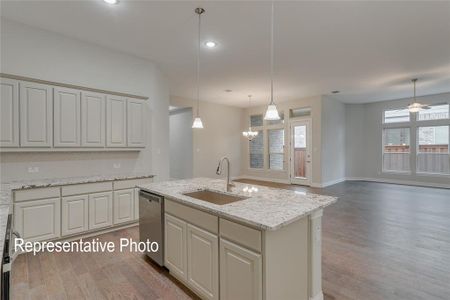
[81,92,105,147]
[62,194,89,236]
[113,189,134,224]
[20,81,53,147]
[106,95,126,147]
[127,98,146,147]
[88,191,113,230]
[134,188,139,220]
[54,87,81,147]
[0,78,19,147]
[220,238,262,300]
[187,224,219,300]
[14,198,61,242]
[165,213,187,281]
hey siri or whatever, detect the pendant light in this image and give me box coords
[242,95,259,141]
[408,79,430,113]
[192,7,205,129]
[264,2,281,121]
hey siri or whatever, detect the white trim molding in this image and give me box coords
[346,177,450,189]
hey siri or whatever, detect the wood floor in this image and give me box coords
[12,180,450,300]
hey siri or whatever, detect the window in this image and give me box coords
[417,126,449,174]
[266,112,284,126]
[250,115,263,127]
[384,109,410,123]
[383,128,410,172]
[249,130,263,168]
[417,104,449,121]
[268,129,284,170]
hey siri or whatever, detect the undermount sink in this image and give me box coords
[183,189,248,205]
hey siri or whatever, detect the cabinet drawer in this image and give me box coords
[62,181,112,196]
[220,218,262,253]
[113,177,153,190]
[14,187,60,202]
[165,199,218,234]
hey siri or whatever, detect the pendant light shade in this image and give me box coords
[192,117,204,129]
[192,7,205,129]
[264,2,281,121]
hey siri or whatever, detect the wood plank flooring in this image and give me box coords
[12,180,450,300]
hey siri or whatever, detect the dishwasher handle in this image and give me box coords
[139,190,163,203]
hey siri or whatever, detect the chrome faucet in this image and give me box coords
[216,157,234,192]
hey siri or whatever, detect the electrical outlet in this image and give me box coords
[28,167,39,173]
[113,163,121,169]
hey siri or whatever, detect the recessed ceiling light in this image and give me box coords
[103,0,119,4]
[331,90,340,94]
[224,89,232,93]
[205,41,217,48]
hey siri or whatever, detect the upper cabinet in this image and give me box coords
[106,95,127,148]
[127,98,146,147]
[0,75,148,151]
[81,92,105,147]
[20,82,53,147]
[0,78,19,147]
[54,87,81,147]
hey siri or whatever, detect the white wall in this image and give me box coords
[345,92,450,187]
[321,96,346,185]
[170,96,243,178]
[0,19,170,182]
[169,108,193,179]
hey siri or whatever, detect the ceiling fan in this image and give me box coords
[407,78,430,113]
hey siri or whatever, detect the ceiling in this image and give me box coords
[1,1,450,106]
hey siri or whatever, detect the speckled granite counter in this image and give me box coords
[0,173,155,254]
[138,178,337,231]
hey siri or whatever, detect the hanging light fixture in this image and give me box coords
[408,79,430,113]
[192,7,205,129]
[242,95,259,141]
[264,2,281,121]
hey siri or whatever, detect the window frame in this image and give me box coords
[382,127,412,174]
[267,128,285,171]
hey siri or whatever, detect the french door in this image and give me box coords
[290,120,312,186]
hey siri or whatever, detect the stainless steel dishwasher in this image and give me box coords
[139,190,164,266]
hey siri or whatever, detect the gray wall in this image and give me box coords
[321,97,346,184]
[169,108,193,179]
[345,92,450,187]
[0,19,170,182]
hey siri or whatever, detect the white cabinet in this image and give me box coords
[88,191,113,230]
[106,95,127,147]
[14,198,61,242]
[81,91,105,147]
[127,98,146,147]
[187,224,219,300]
[54,87,81,147]
[220,238,262,300]
[0,78,19,147]
[113,189,134,224]
[20,82,53,147]
[165,213,188,281]
[62,195,89,236]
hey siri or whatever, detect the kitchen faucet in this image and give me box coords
[216,157,234,192]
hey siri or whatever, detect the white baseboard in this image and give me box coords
[310,292,324,300]
[313,178,346,188]
[346,177,450,189]
[233,175,290,184]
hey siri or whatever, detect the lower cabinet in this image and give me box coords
[187,224,219,300]
[165,214,187,281]
[113,189,134,224]
[88,191,113,230]
[220,238,262,300]
[62,194,89,236]
[14,197,61,242]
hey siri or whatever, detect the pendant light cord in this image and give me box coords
[196,9,201,117]
[270,2,274,105]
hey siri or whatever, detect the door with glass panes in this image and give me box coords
[290,120,312,185]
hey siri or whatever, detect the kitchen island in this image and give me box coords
[138,178,337,300]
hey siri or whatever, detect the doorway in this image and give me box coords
[290,119,312,185]
[169,106,193,179]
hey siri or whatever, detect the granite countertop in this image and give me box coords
[138,178,337,231]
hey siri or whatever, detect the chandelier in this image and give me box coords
[242,95,259,141]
